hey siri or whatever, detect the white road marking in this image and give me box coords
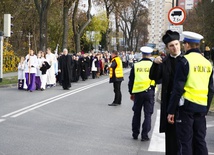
[207,121,214,128]
[2,78,109,118]
[207,124,214,128]
[148,110,214,153]
[1,69,130,119]
[148,109,165,152]
[0,119,5,123]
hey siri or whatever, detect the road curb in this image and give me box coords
[208,111,214,116]
[0,84,17,88]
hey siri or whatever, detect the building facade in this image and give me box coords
[147,0,176,51]
[178,0,200,10]
[147,0,200,51]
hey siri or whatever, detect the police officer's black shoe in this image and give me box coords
[132,134,138,140]
[141,137,150,141]
[108,103,118,106]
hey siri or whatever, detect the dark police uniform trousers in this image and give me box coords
[113,81,122,104]
[132,87,155,139]
[176,106,208,155]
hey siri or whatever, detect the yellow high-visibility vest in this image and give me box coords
[132,60,155,93]
[183,52,212,106]
[109,57,124,78]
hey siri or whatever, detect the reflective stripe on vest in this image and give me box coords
[132,60,155,93]
[109,57,124,78]
[183,53,212,106]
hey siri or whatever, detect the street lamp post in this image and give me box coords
[0,31,4,82]
[171,0,178,7]
[202,40,205,53]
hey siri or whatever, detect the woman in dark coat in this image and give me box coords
[58,48,73,90]
[149,30,182,155]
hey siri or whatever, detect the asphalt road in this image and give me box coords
[0,69,214,155]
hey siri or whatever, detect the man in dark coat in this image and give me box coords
[78,54,88,81]
[58,48,73,90]
[71,55,80,82]
[149,30,182,155]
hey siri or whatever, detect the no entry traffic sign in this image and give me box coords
[168,7,186,25]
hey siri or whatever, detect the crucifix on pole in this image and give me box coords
[26,32,33,52]
[26,32,33,85]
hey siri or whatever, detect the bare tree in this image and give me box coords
[119,0,148,51]
[183,0,214,47]
[72,0,92,53]
[34,0,51,51]
[102,0,114,51]
[62,0,75,50]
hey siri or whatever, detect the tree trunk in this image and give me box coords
[62,0,73,50]
[74,33,81,53]
[106,27,111,52]
[104,1,112,52]
[72,0,92,53]
[39,10,48,51]
[115,7,120,51]
[34,0,51,51]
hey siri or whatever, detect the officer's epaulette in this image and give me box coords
[180,56,188,65]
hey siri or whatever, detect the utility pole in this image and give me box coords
[172,0,174,7]
[0,14,13,82]
[172,0,178,7]
[0,32,3,82]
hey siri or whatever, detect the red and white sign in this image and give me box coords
[168,7,186,25]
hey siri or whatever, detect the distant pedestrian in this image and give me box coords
[204,46,211,60]
[58,48,73,90]
[128,46,155,141]
[91,54,98,79]
[128,51,135,68]
[25,50,38,92]
[79,53,88,81]
[108,50,124,106]
[35,51,42,90]
[46,47,57,88]
[71,55,80,82]
[18,56,25,90]
[40,51,50,91]
[211,47,214,63]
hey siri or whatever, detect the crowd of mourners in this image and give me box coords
[17,47,137,92]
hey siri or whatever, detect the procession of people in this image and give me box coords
[17,48,113,92]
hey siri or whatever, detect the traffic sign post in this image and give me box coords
[169,25,183,34]
[168,7,186,25]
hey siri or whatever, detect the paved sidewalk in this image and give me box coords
[3,72,17,78]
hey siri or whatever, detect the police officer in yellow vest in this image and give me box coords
[128,46,155,141]
[167,31,214,155]
[108,50,124,106]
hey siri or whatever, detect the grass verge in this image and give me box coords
[0,76,17,86]
[210,98,214,112]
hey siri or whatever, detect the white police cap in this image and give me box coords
[140,46,153,54]
[182,31,204,43]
